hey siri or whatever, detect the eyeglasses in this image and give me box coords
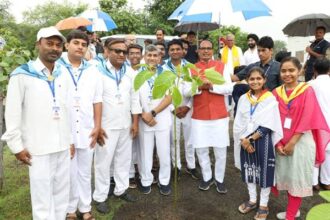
[109,48,128,55]
[199,47,213,51]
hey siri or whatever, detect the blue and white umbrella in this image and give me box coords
[169,0,271,32]
[79,9,117,32]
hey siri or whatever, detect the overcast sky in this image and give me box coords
[8,0,330,41]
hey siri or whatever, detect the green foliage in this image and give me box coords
[204,68,226,84]
[152,70,176,99]
[307,191,330,220]
[172,86,182,107]
[133,68,154,91]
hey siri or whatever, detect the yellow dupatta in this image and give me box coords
[275,82,309,104]
[221,45,240,67]
[246,90,273,106]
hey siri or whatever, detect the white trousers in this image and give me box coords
[29,150,70,220]
[247,183,271,207]
[93,128,132,202]
[196,147,227,183]
[139,129,171,186]
[129,137,140,178]
[67,148,94,213]
[170,116,195,170]
[313,150,330,185]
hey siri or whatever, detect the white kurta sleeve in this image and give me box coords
[1,76,25,154]
[209,82,235,95]
[130,74,142,114]
[93,71,103,103]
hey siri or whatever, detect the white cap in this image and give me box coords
[36,26,66,42]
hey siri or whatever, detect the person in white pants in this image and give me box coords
[162,39,198,179]
[138,45,172,196]
[57,30,103,220]
[309,58,330,190]
[183,40,234,193]
[1,27,72,220]
[127,44,144,188]
[93,39,142,214]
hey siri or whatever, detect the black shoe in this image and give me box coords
[138,182,151,195]
[117,191,138,202]
[185,168,200,180]
[110,177,115,185]
[129,178,137,189]
[95,201,110,214]
[158,182,171,196]
[199,178,214,191]
[216,181,228,194]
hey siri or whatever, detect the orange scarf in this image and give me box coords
[246,90,273,106]
[275,82,309,104]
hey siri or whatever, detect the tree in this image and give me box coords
[273,40,287,57]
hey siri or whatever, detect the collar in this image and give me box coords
[106,60,124,72]
[259,59,274,67]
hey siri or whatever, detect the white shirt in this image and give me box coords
[1,58,72,155]
[138,75,172,131]
[60,54,103,149]
[220,46,245,73]
[243,47,260,65]
[101,60,142,129]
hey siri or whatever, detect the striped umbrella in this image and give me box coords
[78,9,117,32]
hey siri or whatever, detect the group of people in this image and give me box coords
[1,23,330,220]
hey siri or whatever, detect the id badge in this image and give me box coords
[52,106,60,120]
[115,93,123,104]
[247,122,254,133]
[73,96,81,108]
[284,117,292,129]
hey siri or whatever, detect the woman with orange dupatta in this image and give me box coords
[273,57,330,220]
[234,67,283,220]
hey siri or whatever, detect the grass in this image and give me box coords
[0,147,125,220]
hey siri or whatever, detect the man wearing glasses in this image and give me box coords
[93,39,142,214]
[183,39,234,194]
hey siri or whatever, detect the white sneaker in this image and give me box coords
[276,210,301,219]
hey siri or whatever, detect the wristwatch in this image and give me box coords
[151,110,157,117]
[249,137,255,144]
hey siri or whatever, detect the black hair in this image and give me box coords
[280,56,302,71]
[144,39,152,44]
[316,26,326,32]
[167,39,183,49]
[128,44,143,53]
[187,31,196,36]
[257,36,274,49]
[247,33,259,43]
[154,41,166,48]
[246,66,266,79]
[275,51,291,63]
[181,39,189,45]
[314,58,330,75]
[66,30,89,46]
[234,65,246,75]
[104,38,126,48]
[156,28,165,35]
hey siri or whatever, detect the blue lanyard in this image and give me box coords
[166,59,187,74]
[99,61,126,89]
[250,103,259,117]
[147,77,154,91]
[41,70,56,104]
[68,68,84,89]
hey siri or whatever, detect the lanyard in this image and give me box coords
[42,70,57,105]
[250,103,259,118]
[68,68,84,90]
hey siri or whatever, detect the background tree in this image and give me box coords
[273,40,288,57]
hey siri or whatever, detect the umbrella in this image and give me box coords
[169,0,271,32]
[78,9,117,32]
[55,17,92,30]
[283,13,330,37]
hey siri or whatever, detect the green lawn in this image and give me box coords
[0,147,124,220]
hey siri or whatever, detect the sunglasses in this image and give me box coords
[109,48,128,55]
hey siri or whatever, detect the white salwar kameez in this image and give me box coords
[1,58,72,220]
[309,75,330,185]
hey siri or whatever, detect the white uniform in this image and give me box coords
[1,58,72,220]
[93,61,141,202]
[58,55,103,214]
[243,48,260,65]
[310,75,330,185]
[138,73,172,187]
[162,59,196,170]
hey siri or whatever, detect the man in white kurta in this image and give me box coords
[309,58,330,190]
[184,40,234,193]
[57,30,103,219]
[243,34,260,65]
[163,39,198,179]
[138,45,173,196]
[1,27,71,220]
[93,39,141,214]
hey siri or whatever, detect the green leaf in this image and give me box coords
[306,204,330,220]
[320,191,330,202]
[16,57,26,65]
[204,67,226,85]
[185,62,197,70]
[172,86,182,107]
[0,62,9,68]
[0,75,8,82]
[22,50,31,57]
[134,69,154,91]
[152,70,176,99]
[191,79,199,96]
[182,66,192,82]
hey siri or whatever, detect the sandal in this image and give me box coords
[79,212,95,220]
[238,201,257,214]
[66,213,77,220]
[254,208,269,220]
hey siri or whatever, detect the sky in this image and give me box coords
[8,0,330,42]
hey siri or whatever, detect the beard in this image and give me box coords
[248,43,256,49]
